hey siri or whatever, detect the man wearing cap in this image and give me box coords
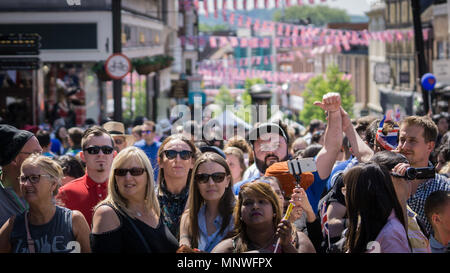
[0,124,43,226]
[103,121,134,153]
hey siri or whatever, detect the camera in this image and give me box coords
[404,167,435,180]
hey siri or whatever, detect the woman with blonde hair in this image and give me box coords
[224,147,246,185]
[211,182,315,253]
[179,152,235,252]
[0,154,90,253]
[90,146,178,252]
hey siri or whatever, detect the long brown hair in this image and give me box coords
[343,163,406,253]
[232,182,283,253]
[185,152,235,249]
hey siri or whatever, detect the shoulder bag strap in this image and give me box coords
[117,206,152,253]
[24,211,36,253]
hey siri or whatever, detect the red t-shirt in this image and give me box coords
[56,174,108,228]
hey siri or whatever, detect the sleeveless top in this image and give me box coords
[10,206,76,253]
[90,204,179,253]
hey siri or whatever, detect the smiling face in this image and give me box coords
[397,125,434,167]
[20,163,57,204]
[114,157,147,201]
[196,161,230,202]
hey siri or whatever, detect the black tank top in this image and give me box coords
[10,206,77,253]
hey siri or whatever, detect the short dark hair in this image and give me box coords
[68,127,84,146]
[36,129,51,148]
[55,155,85,179]
[81,126,113,149]
[303,144,323,158]
[424,190,450,225]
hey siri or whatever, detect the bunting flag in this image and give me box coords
[233,0,238,10]
[243,0,247,10]
[203,0,208,17]
[286,0,291,7]
[298,0,303,5]
[275,0,280,9]
[254,0,258,9]
[194,0,199,10]
[214,0,218,18]
[265,0,269,9]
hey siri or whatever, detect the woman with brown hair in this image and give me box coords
[156,134,199,239]
[179,152,235,252]
[224,146,246,185]
[211,182,315,253]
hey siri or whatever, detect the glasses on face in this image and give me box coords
[142,130,153,134]
[114,167,147,176]
[163,150,193,160]
[84,145,114,155]
[19,174,53,184]
[195,172,227,184]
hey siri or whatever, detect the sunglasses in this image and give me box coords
[19,174,53,184]
[195,172,227,184]
[142,130,153,134]
[84,145,114,155]
[114,167,147,176]
[163,150,193,160]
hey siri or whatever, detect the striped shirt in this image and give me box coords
[407,174,450,234]
[406,205,431,253]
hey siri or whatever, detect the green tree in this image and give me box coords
[215,85,235,109]
[273,5,350,27]
[300,65,354,125]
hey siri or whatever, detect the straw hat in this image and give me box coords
[103,121,135,146]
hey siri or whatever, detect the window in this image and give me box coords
[437,41,445,59]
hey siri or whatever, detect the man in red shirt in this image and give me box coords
[56,126,116,228]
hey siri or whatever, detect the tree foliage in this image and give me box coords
[300,65,354,125]
[273,5,350,27]
[215,85,235,109]
[235,78,265,124]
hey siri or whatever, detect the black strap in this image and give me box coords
[114,205,152,253]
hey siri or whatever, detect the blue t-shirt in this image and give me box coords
[325,156,354,191]
[50,138,62,155]
[135,140,161,182]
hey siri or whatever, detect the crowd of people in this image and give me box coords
[0,92,449,253]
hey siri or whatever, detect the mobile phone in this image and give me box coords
[288,157,317,174]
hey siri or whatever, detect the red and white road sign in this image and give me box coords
[105,53,131,80]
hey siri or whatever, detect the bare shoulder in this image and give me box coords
[211,238,234,253]
[91,205,121,234]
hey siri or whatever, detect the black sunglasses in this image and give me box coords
[84,145,114,155]
[163,150,193,160]
[195,172,227,184]
[114,167,147,176]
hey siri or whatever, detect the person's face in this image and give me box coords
[80,134,115,173]
[114,158,147,201]
[113,136,127,152]
[20,164,57,204]
[240,191,275,227]
[397,125,434,167]
[14,137,43,172]
[268,181,285,211]
[253,133,288,174]
[159,139,194,179]
[58,127,68,139]
[436,153,446,173]
[437,118,448,135]
[226,154,243,184]
[196,161,230,202]
[142,125,156,143]
[292,141,307,155]
[433,201,450,236]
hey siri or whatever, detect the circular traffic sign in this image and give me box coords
[105,53,131,80]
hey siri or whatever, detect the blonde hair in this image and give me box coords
[21,154,63,196]
[95,146,160,218]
